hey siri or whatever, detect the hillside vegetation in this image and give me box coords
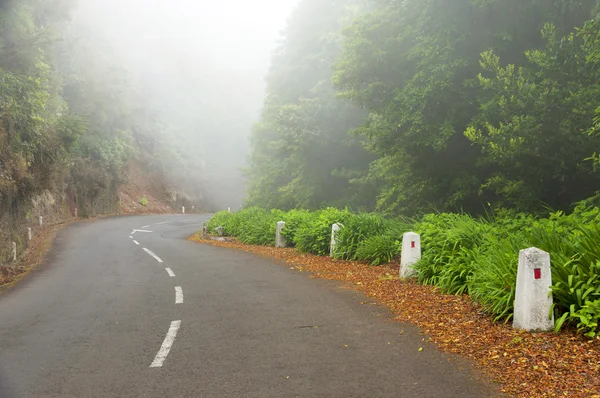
[0,0,177,264]
[248,0,600,215]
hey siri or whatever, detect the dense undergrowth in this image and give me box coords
[205,205,600,338]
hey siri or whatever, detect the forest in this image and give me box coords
[248,0,600,216]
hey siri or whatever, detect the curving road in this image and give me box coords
[0,215,501,397]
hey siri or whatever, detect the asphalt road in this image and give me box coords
[0,215,502,397]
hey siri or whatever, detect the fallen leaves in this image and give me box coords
[189,234,600,397]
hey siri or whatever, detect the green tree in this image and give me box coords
[247,0,376,210]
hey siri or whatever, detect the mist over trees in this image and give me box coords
[0,0,296,220]
[249,0,600,215]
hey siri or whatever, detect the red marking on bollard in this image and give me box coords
[534,268,541,280]
[411,241,415,248]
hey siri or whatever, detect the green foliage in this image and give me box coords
[280,209,315,247]
[205,211,237,235]
[355,235,400,266]
[246,0,376,211]
[295,208,351,255]
[333,213,410,264]
[206,208,282,246]
[139,197,148,207]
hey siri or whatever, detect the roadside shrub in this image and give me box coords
[280,209,315,247]
[334,213,387,260]
[205,211,236,235]
[468,237,522,322]
[230,207,280,245]
[295,207,350,255]
[355,235,401,266]
[139,197,148,206]
[414,213,496,295]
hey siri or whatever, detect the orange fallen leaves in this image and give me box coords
[189,234,600,397]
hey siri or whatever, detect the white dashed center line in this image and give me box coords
[142,225,151,229]
[143,248,163,263]
[133,240,140,245]
[157,222,168,225]
[175,286,183,304]
[129,236,133,239]
[165,268,176,277]
[150,320,181,368]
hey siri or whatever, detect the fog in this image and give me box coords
[71,0,299,210]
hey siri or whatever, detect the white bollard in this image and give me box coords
[513,247,554,332]
[400,232,421,278]
[12,242,16,262]
[276,221,286,248]
[330,223,343,258]
[228,207,231,213]
[182,206,185,214]
[28,228,32,241]
[74,208,78,218]
[39,216,43,227]
[192,205,195,211]
[216,226,224,237]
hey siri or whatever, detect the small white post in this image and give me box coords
[216,226,224,237]
[39,216,43,227]
[191,205,195,211]
[400,232,421,278]
[182,206,185,214]
[202,226,207,236]
[228,207,231,213]
[513,247,554,332]
[28,228,32,241]
[330,223,343,258]
[12,242,16,262]
[74,208,78,219]
[276,221,286,248]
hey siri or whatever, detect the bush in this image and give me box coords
[334,213,387,260]
[280,209,315,247]
[205,211,236,235]
[355,235,401,266]
[295,207,350,255]
[139,197,148,206]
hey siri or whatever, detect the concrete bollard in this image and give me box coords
[74,208,78,219]
[513,247,554,332]
[39,216,43,227]
[330,223,343,258]
[12,242,16,262]
[400,232,421,278]
[276,221,286,248]
[28,228,32,241]
[202,226,207,237]
[216,226,224,237]
[182,206,185,214]
[228,207,231,213]
[191,205,195,211]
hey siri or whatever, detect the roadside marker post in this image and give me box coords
[330,223,343,258]
[276,221,286,248]
[12,242,16,262]
[513,247,554,332]
[39,216,43,227]
[28,228,32,241]
[216,226,224,237]
[400,232,421,278]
